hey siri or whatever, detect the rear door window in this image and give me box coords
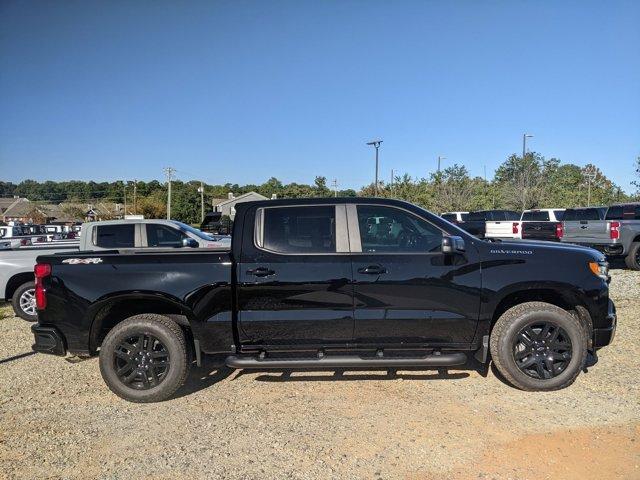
[94,224,135,248]
[262,206,336,254]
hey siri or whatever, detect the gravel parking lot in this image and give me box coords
[1,269,639,479]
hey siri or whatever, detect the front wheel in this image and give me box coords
[489,302,588,391]
[99,314,190,403]
[11,281,38,322]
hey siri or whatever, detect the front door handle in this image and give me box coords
[358,265,387,275]
[247,267,276,277]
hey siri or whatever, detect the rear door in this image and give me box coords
[237,204,354,347]
[350,204,481,346]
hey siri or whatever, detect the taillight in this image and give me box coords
[34,263,51,310]
[512,222,519,234]
[555,223,564,239]
[610,221,620,240]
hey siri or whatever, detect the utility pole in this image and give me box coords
[331,178,338,197]
[123,182,127,218]
[437,156,446,173]
[366,140,383,196]
[198,182,205,222]
[163,167,176,219]
[133,179,137,215]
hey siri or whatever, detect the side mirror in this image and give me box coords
[182,238,199,248]
[442,235,465,254]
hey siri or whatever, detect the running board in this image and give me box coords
[225,353,467,369]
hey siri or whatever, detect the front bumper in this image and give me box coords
[31,324,67,356]
[593,300,616,348]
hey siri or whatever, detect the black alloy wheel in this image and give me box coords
[114,333,171,390]
[513,322,572,380]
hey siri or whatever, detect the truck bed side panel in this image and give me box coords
[36,251,233,354]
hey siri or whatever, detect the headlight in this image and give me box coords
[589,261,609,279]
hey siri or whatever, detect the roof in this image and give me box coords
[214,191,267,207]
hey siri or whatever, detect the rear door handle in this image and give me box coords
[358,265,387,275]
[247,267,276,277]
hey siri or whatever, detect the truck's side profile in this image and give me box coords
[32,198,616,402]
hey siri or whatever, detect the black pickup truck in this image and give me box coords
[31,198,616,402]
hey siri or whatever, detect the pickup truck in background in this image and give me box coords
[440,211,469,224]
[458,210,521,238]
[561,203,640,270]
[31,198,616,402]
[520,209,566,242]
[1,219,226,321]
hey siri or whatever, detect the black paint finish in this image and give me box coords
[34,198,615,360]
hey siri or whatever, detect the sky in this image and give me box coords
[1,0,639,192]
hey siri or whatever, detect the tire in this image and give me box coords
[11,281,38,322]
[490,302,588,391]
[99,314,190,403]
[624,242,640,270]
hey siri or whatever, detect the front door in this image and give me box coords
[237,204,354,347]
[350,204,481,347]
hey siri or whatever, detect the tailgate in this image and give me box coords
[564,220,609,243]
[522,222,557,240]
[485,221,516,238]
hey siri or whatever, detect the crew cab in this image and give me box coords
[2,219,224,321]
[520,209,565,242]
[31,198,616,402]
[561,204,640,270]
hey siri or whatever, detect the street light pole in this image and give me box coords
[522,133,533,161]
[198,182,205,223]
[437,156,446,173]
[366,140,383,196]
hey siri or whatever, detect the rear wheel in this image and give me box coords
[490,302,588,391]
[624,242,640,270]
[11,281,38,322]
[99,314,190,402]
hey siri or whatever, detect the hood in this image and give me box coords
[482,239,605,261]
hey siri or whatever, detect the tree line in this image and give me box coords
[1,153,638,224]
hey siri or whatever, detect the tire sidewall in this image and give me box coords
[496,309,586,390]
[99,317,186,402]
[625,242,640,270]
[12,282,38,322]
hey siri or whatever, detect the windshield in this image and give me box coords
[171,221,216,240]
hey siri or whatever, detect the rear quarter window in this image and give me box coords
[522,211,550,221]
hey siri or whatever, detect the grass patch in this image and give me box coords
[0,302,14,320]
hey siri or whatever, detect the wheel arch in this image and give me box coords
[490,287,593,338]
[88,293,197,354]
[5,272,34,300]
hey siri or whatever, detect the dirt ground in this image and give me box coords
[1,269,639,479]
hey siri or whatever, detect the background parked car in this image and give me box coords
[460,210,521,238]
[520,208,565,242]
[440,211,469,224]
[561,203,640,270]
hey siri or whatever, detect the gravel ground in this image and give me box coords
[1,269,639,479]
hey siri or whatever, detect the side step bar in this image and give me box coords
[225,353,467,369]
